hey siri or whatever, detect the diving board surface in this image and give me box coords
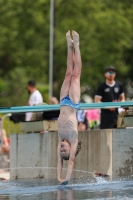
[0,101,133,114]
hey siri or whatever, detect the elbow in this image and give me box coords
[94,97,100,103]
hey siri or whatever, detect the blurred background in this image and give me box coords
[0,0,133,107]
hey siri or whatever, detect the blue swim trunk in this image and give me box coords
[60,95,80,110]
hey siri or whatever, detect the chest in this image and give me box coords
[102,85,121,100]
[58,118,78,143]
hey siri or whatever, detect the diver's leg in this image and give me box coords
[69,31,82,103]
[60,30,74,101]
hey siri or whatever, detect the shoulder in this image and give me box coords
[37,90,43,97]
[33,90,42,97]
[99,82,106,86]
[33,90,39,95]
[97,82,106,90]
[115,81,123,88]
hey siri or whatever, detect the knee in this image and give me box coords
[72,69,80,79]
[65,67,72,77]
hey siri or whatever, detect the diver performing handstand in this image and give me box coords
[57,30,82,185]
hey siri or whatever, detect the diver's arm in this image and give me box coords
[65,140,78,181]
[57,143,63,182]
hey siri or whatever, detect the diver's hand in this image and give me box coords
[60,179,69,185]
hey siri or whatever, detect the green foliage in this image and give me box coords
[0,114,21,137]
[0,0,49,80]
[3,118,21,137]
[0,0,50,107]
[0,68,29,106]
[37,83,49,103]
[54,0,133,97]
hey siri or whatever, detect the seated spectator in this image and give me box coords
[49,97,59,120]
[77,110,89,130]
[0,118,10,154]
[117,107,131,128]
[77,110,85,122]
[78,122,87,131]
[86,109,100,129]
[31,97,59,122]
[49,97,59,104]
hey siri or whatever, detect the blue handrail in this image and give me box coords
[0,101,132,114]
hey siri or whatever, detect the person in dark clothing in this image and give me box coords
[94,66,125,129]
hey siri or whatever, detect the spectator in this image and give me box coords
[86,109,100,129]
[49,97,59,104]
[26,80,43,121]
[77,110,86,122]
[31,97,60,122]
[78,122,87,131]
[48,97,59,120]
[77,110,89,130]
[94,66,125,129]
[0,118,10,155]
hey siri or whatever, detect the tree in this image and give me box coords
[0,0,50,105]
[53,0,133,99]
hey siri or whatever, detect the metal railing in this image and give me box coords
[0,101,133,113]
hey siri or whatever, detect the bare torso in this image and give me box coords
[58,106,78,143]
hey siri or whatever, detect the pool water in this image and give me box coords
[0,176,133,200]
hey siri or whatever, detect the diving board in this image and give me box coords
[0,101,132,114]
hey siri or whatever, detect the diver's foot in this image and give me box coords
[72,30,79,49]
[66,30,73,48]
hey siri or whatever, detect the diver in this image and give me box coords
[57,30,82,185]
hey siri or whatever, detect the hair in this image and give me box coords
[62,139,82,161]
[27,80,36,87]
